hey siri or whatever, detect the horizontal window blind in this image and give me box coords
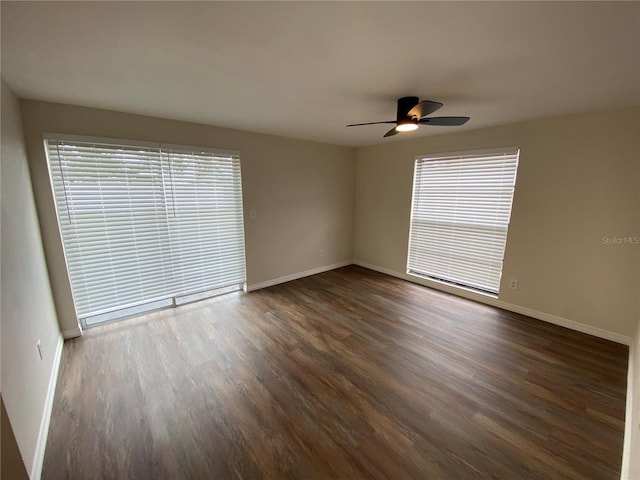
[407,148,519,295]
[163,146,246,295]
[46,137,245,323]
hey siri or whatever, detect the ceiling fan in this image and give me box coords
[347,96,470,138]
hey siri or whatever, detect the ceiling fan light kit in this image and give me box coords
[347,96,470,138]
[395,121,418,132]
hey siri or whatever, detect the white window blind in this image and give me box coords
[407,147,519,296]
[162,145,246,296]
[45,136,246,324]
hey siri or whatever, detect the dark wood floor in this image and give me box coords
[42,265,629,480]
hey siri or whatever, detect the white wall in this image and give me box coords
[19,100,356,337]
[1,80,63,478]
[355,107,640,341]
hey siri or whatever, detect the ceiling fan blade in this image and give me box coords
[383,127,399,137]
[346,121,396,127]
[419,116,470,126]
[407,100,443,120]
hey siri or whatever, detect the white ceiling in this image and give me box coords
[1,1,639,147]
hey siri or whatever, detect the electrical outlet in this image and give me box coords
[37,340,44,360]
[249,210,256,219]
[509,279,519,290]
[319,249,326,258]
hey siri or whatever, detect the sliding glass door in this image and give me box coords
[45,135,246,327]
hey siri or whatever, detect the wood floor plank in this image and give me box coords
[42,265,628,479]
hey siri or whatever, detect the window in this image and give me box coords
[45,135,246,326]
[407,147,519,296]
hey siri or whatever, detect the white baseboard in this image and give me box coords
[353,259,632,346]
[61,326,82,339]
[30,334,64,479]
[621,342,636,479]
[246,261,352,292]
[497,300,632,346]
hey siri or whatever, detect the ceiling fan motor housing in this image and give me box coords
[397,96,420,122]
